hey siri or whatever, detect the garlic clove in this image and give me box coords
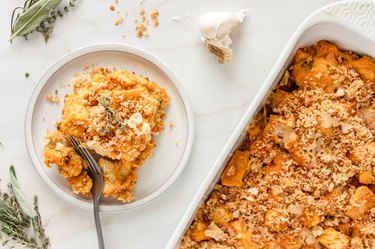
[199,9,248,64]
[205,40,234,64]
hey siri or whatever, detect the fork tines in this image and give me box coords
[68,136,101,176]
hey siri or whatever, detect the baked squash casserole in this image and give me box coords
[180,41,375,248]
[44,68,170,202]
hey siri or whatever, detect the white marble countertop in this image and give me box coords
[0,0,341,248]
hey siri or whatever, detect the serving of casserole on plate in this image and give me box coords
[167,0,375,248]
[44,67,170,202]
[25,44,194,212]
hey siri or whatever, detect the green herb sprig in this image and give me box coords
[10,0,79,42]
[0,166,50,249]
[35,0,79,41]
[99,96,126,133]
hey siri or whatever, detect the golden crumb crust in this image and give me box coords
[180,41,375,248]
[44,68,170,201]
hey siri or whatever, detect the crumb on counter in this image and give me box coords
[150,9,159,18]
[136,22,148,37]
[115,17,124,26]
[150,9,159,26]
[111,3,159,38]
[139,7,145,15]
[25,72,30,78]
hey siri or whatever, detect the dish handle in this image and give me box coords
[318,0,375,42]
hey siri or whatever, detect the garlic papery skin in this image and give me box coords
[199,9,248,64]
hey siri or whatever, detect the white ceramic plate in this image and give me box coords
[25,44,194,212]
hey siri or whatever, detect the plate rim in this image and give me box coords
[24,43,195,212]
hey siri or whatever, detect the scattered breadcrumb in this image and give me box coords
[169,122,176,128]
[45,90,60,104]
[115,17,124,26]
[45,95,60,104]
[150,10,159,26]
[154,18,159,26]
[136,22,148,37]
[110,1,159,38]
[150,9,159,18]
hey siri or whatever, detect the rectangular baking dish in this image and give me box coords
[166,0,375,248]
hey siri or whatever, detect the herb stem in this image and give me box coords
[10,7,24,34]
[0,167,50,249]
[99,96,126,133]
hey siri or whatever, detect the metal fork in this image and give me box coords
[68,136,105,249]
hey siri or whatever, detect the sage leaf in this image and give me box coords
[9,166,36,219]
[9,0,63,41]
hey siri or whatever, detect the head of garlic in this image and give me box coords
[199,9,248,64]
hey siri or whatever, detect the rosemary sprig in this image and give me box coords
[10,0,79,42]
[99,96,126,133]
[0,166,50,249]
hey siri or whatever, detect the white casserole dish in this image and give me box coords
[166,0,375,247]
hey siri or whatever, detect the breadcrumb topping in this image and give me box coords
[180,41,375,248]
